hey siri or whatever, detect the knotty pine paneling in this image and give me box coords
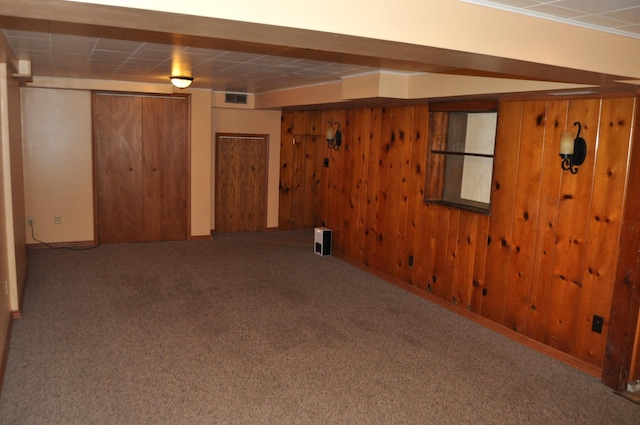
[428,205,451,299]
[470,216,490,314]
[524,100,567,341]
[338,108,369,261]
[572,97,634,366]
[368,107,396,276]
[290,112,307,229]
[452,210,478,309]
[324,110,346,244]
[603,97,640,390]
[379,106,413,279]
[544,99,601,354]
[362,108,384,270]
[303,111,323,228]
[279,113,294,229]
[280,96,637,373]
[481,101,522,323]
[279,111,323,230]
[503,100,547,333]
[402,105,430,287]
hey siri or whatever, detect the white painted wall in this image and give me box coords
[210,108,281,229]
[22,87,94,243]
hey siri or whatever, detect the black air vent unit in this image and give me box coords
[225,93,248,104]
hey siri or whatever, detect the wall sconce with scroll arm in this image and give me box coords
[326,121,342,151]
[559,121,587,174]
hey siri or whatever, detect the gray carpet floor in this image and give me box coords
[0,229,638,424]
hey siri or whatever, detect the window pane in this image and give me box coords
[460,112,496,204]
[461,156,493,204]
[465,112,497,155]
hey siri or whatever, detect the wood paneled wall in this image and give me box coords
[279,111,324,230]
[280,96,637,374]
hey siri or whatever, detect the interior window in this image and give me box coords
[426,103,498,214]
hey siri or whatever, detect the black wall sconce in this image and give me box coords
[559,121,587,174]
[326,121,342,151]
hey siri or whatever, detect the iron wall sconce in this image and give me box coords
[326,121,342,151]
[559,121,587,174]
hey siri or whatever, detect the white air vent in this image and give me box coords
[225,93,248,104]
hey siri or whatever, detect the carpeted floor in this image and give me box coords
[0,229,638,424]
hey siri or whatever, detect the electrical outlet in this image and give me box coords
[27,216,34,226]
[54,216,61,225]
[592,315,604,334]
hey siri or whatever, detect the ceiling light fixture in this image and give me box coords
[170,76,194,89]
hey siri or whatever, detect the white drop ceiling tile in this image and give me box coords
[618,23,640,34]
[94,38,143,53]
[182,46,226,57]
[89,50,131,64]
[140,42,175,52]
[191,62,231,75]
[130,48,172,61]
[275,60,309,70]
[8,36,50,52]
[294,59,336,68]
[53,61,87,71]
[604,7,640,24]
[2,28,48,39]
[313,63,367,73]
[295,68,336,77]
[118,63,157,72]
[498,0,543,7]
[51,34,96,50]
[526,4,584,18]
[573,14,631,28]
[83,66,119,76]
[553,0,640,15]
[247,55,298,66]
[186,57,212,68]
[214,51,261,63]
[243,68,288,78]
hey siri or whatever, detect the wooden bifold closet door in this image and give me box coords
[94,93,189,243]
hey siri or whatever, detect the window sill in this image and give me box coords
[426,199,491,215]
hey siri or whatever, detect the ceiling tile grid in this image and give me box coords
[464,0,640,37]
[2,27,383,92]
[2,1,640,93]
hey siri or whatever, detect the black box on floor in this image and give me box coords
[314,227,332,256]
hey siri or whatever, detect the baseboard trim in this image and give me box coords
[27,240,98,250]
[189,234,213,241]
[334,252,603,379]
[0,312,13,399]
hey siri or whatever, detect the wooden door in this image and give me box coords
[94,93,189,243]
[142,96,188,241]
[215,135,268,232]
[94,94,145,243]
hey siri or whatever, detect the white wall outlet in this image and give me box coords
[27,216,34,226]
[54,216,61,225]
